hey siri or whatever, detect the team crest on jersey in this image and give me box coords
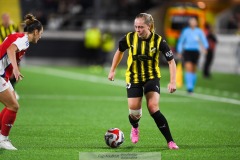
[150,47,156,54]
[25,41,29,47]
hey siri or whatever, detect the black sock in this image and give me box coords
[151,110,173,143]
[129,115,139,128]
[10,77,17,89]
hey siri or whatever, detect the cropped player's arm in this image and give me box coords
[108,49,124,81]
[7,44,24,81]
[199,30,209,54]
[200,30,209,49]
[176,29,187,54]
[176,29,187,60]
[160,39,176,93]
[168,59,177,93]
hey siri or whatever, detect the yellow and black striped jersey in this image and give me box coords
[0,24,18,43]
[119,32,174,83]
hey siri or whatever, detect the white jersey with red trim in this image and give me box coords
[0,33,29,81]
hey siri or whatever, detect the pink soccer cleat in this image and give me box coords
[130,127,139,144]
[168,141,179,150]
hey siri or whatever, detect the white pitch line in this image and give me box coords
[23,94,199,102]
[23,66,240,105]
[20,94,196,102]
[20,95,126,101]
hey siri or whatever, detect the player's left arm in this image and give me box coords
[160,38,176,93]
[167,59,177,93]
[199,29,209,49]
[7,44,24,81]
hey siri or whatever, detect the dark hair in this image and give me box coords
[135,13,155,32]
[23,14,42,33]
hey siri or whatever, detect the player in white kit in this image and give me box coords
[0,14,43,150]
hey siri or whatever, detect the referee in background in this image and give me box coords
[0,13,20,99]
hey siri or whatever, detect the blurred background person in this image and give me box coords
[0,13,19,43]
[0,13,20,100]
[226,5,240,34]
[176,17,208,94]
[100,31,115,67]
[203,23,218,78]
[84,23,101,65]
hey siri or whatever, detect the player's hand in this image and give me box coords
[108,71,115,81]
[13,68,24,81]
[177,53,182,60]
[201,48,207,54]
[168,82,176,93]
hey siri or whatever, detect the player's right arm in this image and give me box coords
[7,44,24,81]
[108,34,129,81]
[108,49,124,81]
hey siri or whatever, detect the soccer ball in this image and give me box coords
[104,128,124,148]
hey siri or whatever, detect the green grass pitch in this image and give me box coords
[0,65,239,160]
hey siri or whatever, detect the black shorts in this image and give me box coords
[183,50,200,64]
[126,78,160,98]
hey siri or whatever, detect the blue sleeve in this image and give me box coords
[199,29,209,49]
[176,29,187,54]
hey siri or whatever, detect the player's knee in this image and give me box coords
[147,101,158,108]
[7,102,20,112]
[129,108,142,120]
[147,103,159,114]
[12,103,19,112]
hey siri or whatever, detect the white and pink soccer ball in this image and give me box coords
[104,128,124,148]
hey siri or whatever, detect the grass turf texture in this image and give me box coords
[0,66,239,160]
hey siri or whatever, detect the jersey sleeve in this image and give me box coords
[12,36,29,51]
[118,35,129,52]
[199,29,209,49]
[176,28,187,53]
[159,38,174,61]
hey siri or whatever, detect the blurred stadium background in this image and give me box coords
[0,1,240,160]
[0,0,240,74]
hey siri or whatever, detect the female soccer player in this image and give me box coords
[177,17,208,93]
[108,13,179,149]
[0,13,20,100]
[0,14,43,150]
